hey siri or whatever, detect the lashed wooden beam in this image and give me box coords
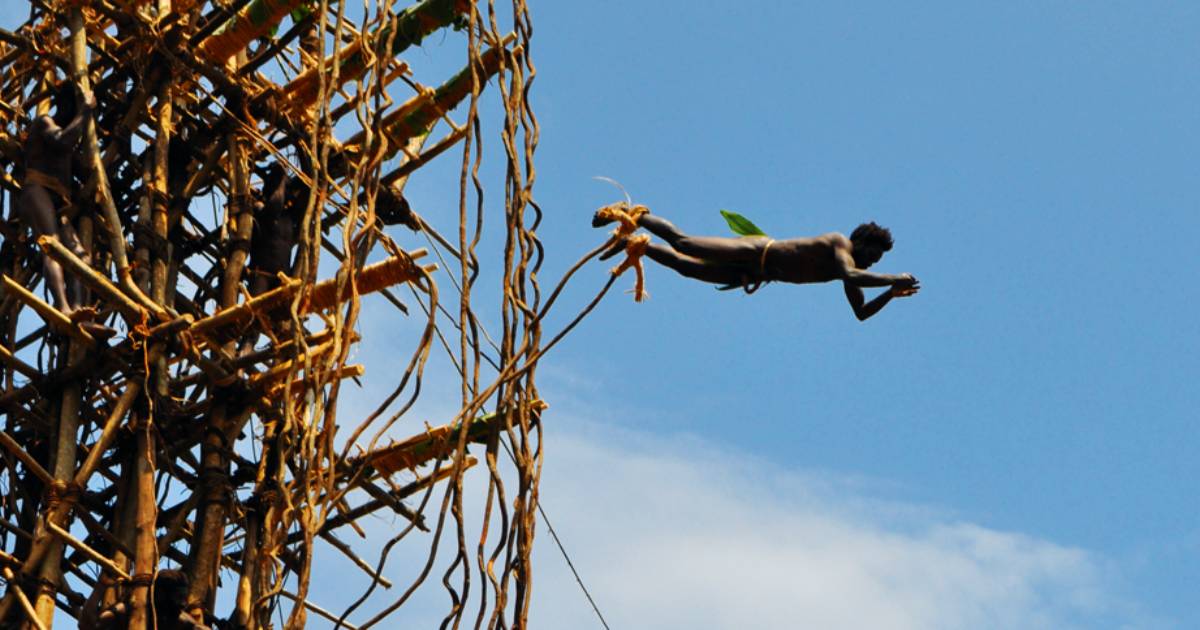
[189,249,430,338]
[37,235,147,323]
[0,345,39,381]
[197,0,310,64]
[280,0,471,115]
[365,410,515,474]
[335,39,518,176]
[0,275,97,346]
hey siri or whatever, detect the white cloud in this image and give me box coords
[296,392,1152,629]
[526,421,1138,630]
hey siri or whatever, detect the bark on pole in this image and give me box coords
[128,8,175,620]
[125,414,158,629]
[187,47,255,616]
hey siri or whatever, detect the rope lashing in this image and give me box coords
[594,203,651,302]
[127,573,156,587]
[758,238,775,275]
[44,480,82,512]
[611,234,650,302]
[743,238,776,294]
[594,202,648,238]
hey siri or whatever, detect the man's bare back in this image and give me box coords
[757,233,849,284]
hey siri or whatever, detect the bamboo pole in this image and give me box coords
[44,522,131,582]
[278,589,360,629]
[280,0,471,115]
[36,236,146,322]
[231,503,258,628]
[186,395,235,617]
[187,278,302,338]
[367,411,506,474]
[32,71,98,614]
[302,457,475,541]
[318,532,394,588]
[173,328,345,388]
[68,9,166,321]
[277,365,364,396]
[188,250,428,338]
[126,18,178,622]
[125,413,158,629]
[381,125,468,187]
[0,432,54,486]
[242,339,337,391]
[302,254,431,313]
[1,566,46,630]
[335,39,518,176]
[0,345,38,381]
[0,276,96,346]
[73,381,143,487]
[187,48,256,613]
[197,0,310,64]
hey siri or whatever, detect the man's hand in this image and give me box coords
[891,275,920,297]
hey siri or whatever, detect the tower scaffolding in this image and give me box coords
[0,0,632,626]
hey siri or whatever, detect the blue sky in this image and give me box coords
[221,2,1200,627]
[5,1,1197,627]
[365,1,1199,627]
[488,1,1197,627]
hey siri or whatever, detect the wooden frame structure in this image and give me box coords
[0,0,555,627]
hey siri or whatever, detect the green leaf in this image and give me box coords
[290,4,314,24]
[720,210,767,237]
[247,0,270,26]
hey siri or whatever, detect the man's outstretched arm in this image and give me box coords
[836,250,917,288]
[842,267,917,288]
[843,281,919,321]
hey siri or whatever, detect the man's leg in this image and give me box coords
[638,214,766,265]
[643,243,748,286]
[19,187,73,312]
[59,219,90,309]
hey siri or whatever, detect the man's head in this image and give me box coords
[849,221,893,269]
[259,162,287,196]
[50,81,77,129]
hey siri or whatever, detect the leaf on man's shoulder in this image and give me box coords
[719,210,767,237]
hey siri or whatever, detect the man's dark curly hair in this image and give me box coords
[50,81,78,129]
[850,222,893,251]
